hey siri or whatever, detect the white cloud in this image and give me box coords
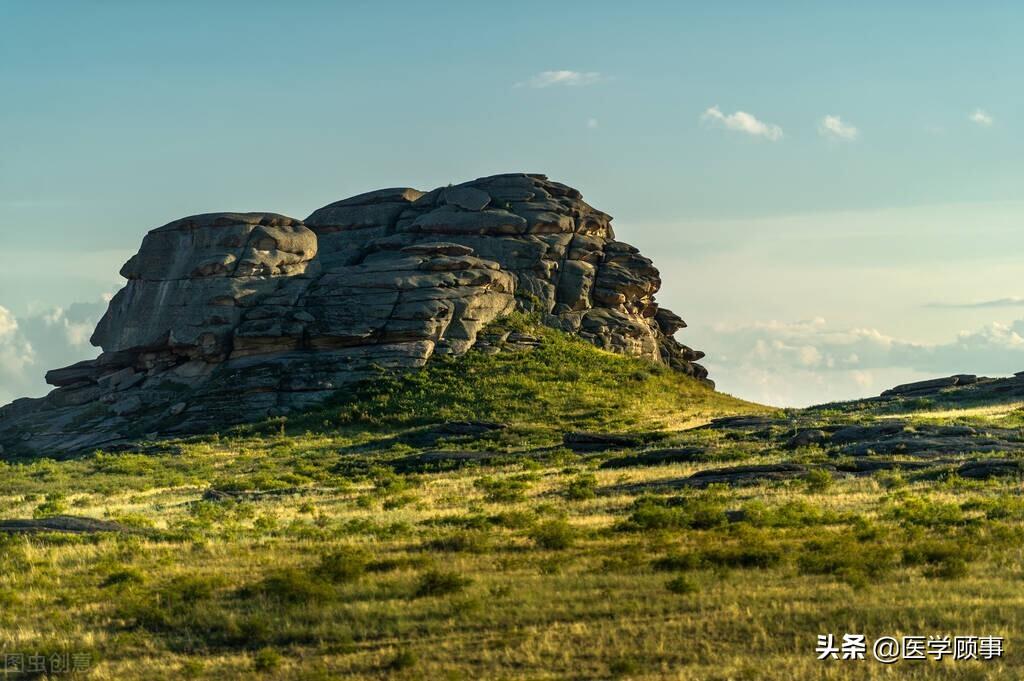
[586,118,599,129]
[0,306,19,338]
[0,299,109,406]
[927,297,1024,309]
[969,108,994,126]
[517,70,603,88]
[697,316,1024,407]
[818,114,859,140]
[701,106,783,141]
[0,306,37,405]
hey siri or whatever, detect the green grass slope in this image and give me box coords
[287,313,767,442]
[5,322,1024,679]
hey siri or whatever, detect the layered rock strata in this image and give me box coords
[0,174,709,456]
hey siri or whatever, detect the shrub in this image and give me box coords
[166,574,223,604]
[652,552,702,572]
[925,557,968,579]
[529,519,576,550]
[101,568,145,588]
[316,547,369,583]
[797,536,899,585]
[388,649,417,671]
[425,529,492,553]
[873,470,907,489]
[412,569,470,598]
[117,574,229,634]
[33,493,68,519]
[804,468,833,492]
[475,475,530,503]
[490,510,536,529]
[666,574,699,594]
[246,568,332,604]
[253,647,282,672]
[740,500,838,528]
[609,658,641,676]
[621,494,727,531]
[701,542,783,569]
[625,501,685,531]
[564,474,597,501]
[888,495,966,528]
[903,539,971,579]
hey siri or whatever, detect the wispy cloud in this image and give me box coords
[699,316,1024,406]
[0,299,109,406]
[701,106,783,141]
[818,114,859,141]
[516,70,603,88]
[969,108,994,126]
[926,297,1024,309]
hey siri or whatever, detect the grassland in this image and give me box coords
[1,323,1022,679]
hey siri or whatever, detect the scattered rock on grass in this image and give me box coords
[0,516,136,534]
[389,450,505,474]
[599,447,706,469]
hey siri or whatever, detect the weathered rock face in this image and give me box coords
[0,174,709,457]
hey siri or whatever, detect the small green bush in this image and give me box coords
[740,500,838,528]
[425,529,492,553]
[475,475,531,503]
[316,547,369,583]
[253,647,282,672]
[652,552,702,572]
[529,519,576,550]
[797,536,899,585]
[702,542,783,569]
[412,569,471,598]
[804,468,833,492]
[33,492,68,519]
[388,649,417,671]
[101,568,145,588]
[246,568,332,604]
[666,574,699,594]
[621,494,727,531]
[564,474,597,501]
[888,495,965,528]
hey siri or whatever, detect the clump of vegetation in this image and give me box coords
[564,473,598,500]
[315,547,369,583]
[529,519,577,550]
[412,569,471,598]
[388,649,417,671]
[804,468,833,492]
[424,529,493,553]
[243,568,333,604]
[665,574,699,595]
[253,647,282,672]
[475,474,533,503]
[101,567,146,588]
[33,492,68,518]
[887,494,966,528]
[619,493,728,531]
[902,538,972,579]
[796,535,900,585]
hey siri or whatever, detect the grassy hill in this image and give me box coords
[0,322,1022,679]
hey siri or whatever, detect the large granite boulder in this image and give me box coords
[0,174,710,457]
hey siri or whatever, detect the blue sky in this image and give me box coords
[2,1,1024,406]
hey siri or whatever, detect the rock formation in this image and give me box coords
[0,173,709,457]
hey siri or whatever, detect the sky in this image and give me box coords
[2,1,1024,407]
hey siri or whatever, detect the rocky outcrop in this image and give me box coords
[0,173,710,457]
